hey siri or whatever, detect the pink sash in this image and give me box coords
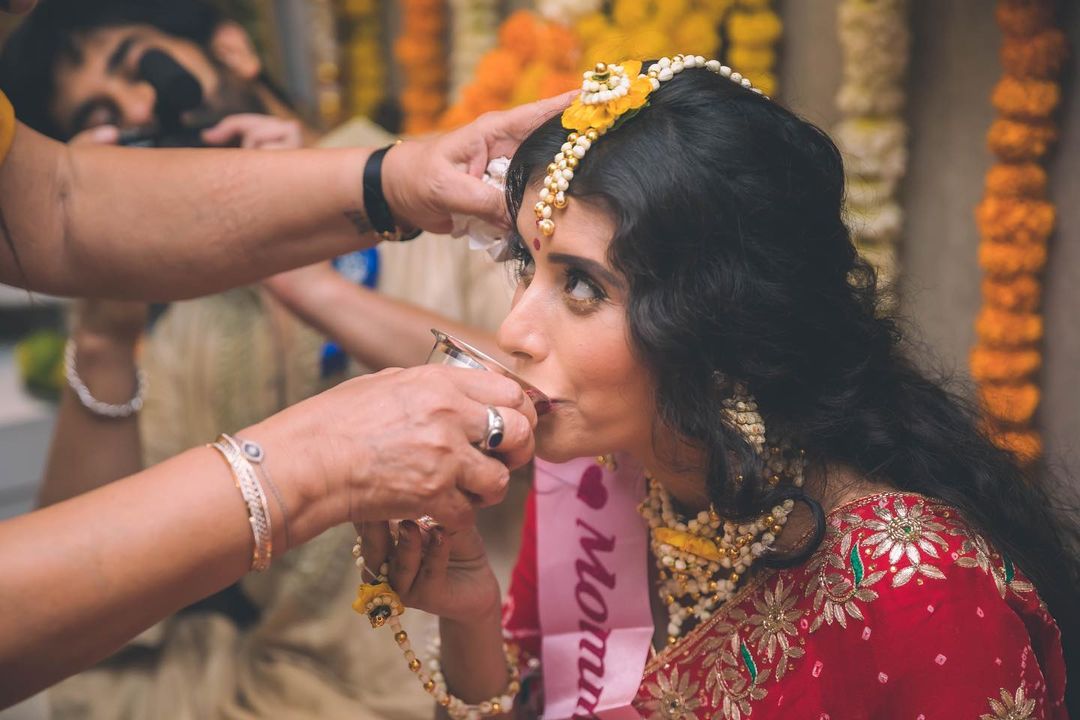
[534,456,653,719]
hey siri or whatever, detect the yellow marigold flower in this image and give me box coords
[653,528,724,561]
[561,59,654,133]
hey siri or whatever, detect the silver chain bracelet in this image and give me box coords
[64,339,148,419]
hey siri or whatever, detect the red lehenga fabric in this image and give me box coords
[503,490,1068,719]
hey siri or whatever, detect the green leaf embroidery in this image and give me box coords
[850,541,865,586]
[740,642,759,684]
[1004,555,1016,584]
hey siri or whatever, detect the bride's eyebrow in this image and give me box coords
[548,253,625,291]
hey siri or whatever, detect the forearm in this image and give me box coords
[0,416,331,708]
[0,123,375,299]
[436,611,512,719]
[280,273,502,370]
[39,330,142,507]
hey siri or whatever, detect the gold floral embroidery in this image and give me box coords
[861,499,950,588]
[701,627,769,720]
[956,530,1036,599]
[745,577,805,680]
[980,684,1036,720]
[637,493,1044,719]
[642,665,702,720]
[806,521,887,632]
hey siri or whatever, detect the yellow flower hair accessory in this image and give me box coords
[535,54,766,237]
[352,581,404,628]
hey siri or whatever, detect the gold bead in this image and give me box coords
[729,572,740,583]
[567,132,579,142]
[408,659,422,672]
[492,702,502,713]
[423,680,436,692]
[772,524,783,534]
[668,635,678,645]
[567,156,579,168]
[534,202,546,218]
[585,129,599,142]
[764,515,775,526]
[394,631,408,644]
[665,594,676,605]
[553,193,568,209]
[539,218,555,236]
[595,62,607,73]
[709,580,719,591]
[439,696,452,707]
[547,162,557,174]
[769,475,781,485]
[735,536,747,547]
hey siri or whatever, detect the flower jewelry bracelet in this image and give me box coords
[350,532,522,717]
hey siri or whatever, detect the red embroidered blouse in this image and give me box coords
[503,490,1068,719]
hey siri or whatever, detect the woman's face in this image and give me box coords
[497,191,657,463]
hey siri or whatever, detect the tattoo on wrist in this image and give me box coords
[343,210,374,236]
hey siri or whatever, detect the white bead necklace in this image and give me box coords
[639,446,804,645]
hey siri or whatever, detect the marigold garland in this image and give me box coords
[395,0,448,133]
[309,0,343,126]
[336,0,386,119]
[448,0,499,101]
[439,10,581,130]
[832,0,910,288]
[971,0,1067,464]
[723,0,781,96]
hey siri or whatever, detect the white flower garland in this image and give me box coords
[448,0,499,100]
[536,0,602,25]
[833,0,911,285]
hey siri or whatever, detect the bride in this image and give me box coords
[357,56,1077,718]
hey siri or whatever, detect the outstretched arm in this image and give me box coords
[0,93,572,300]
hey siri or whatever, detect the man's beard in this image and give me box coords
[183,67,268,130]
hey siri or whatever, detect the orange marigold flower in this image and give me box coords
[975,197,1055,246]
[1001,29,1068,78]
[991,76,1061,119]
[975,307,1043,348]
[991,429,1042,464]
[539,70,582,99]
[970,347,1042,383]
[400,88,446,117]
[985,162,1047,197]
[995,0,1054,38]
[982,275,1042,313]
[979,382,1040,425]
[472,49,524,98]
[394,36,442,67]
[978,239,1047,278]
[401,10,446,37]
[987,118,1058,161]
[538,22,582,72]
[499,10,542,64]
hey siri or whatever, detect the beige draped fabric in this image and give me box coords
[47,117,512,720]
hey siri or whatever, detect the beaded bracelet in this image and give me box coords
[209,433,273,572]
[351,534,522,717]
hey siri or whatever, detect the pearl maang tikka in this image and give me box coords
[538,54,767,238]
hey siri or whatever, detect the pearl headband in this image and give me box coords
[534,54,766,238]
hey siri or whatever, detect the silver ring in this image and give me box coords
[480,406,505,451]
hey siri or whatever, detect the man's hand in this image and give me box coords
[382,92,575,234]
[202,114,304,150]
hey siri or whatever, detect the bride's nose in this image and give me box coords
[497,288,548,366]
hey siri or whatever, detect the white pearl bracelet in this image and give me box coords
[64,338,147,419]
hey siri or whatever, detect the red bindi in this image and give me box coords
[532,237,541,251]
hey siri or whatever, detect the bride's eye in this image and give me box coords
[512,255,535,286]
[564,269,605,310]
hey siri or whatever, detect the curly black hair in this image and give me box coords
[506,66,1080,710]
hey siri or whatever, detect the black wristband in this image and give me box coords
[363,144,421,242]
